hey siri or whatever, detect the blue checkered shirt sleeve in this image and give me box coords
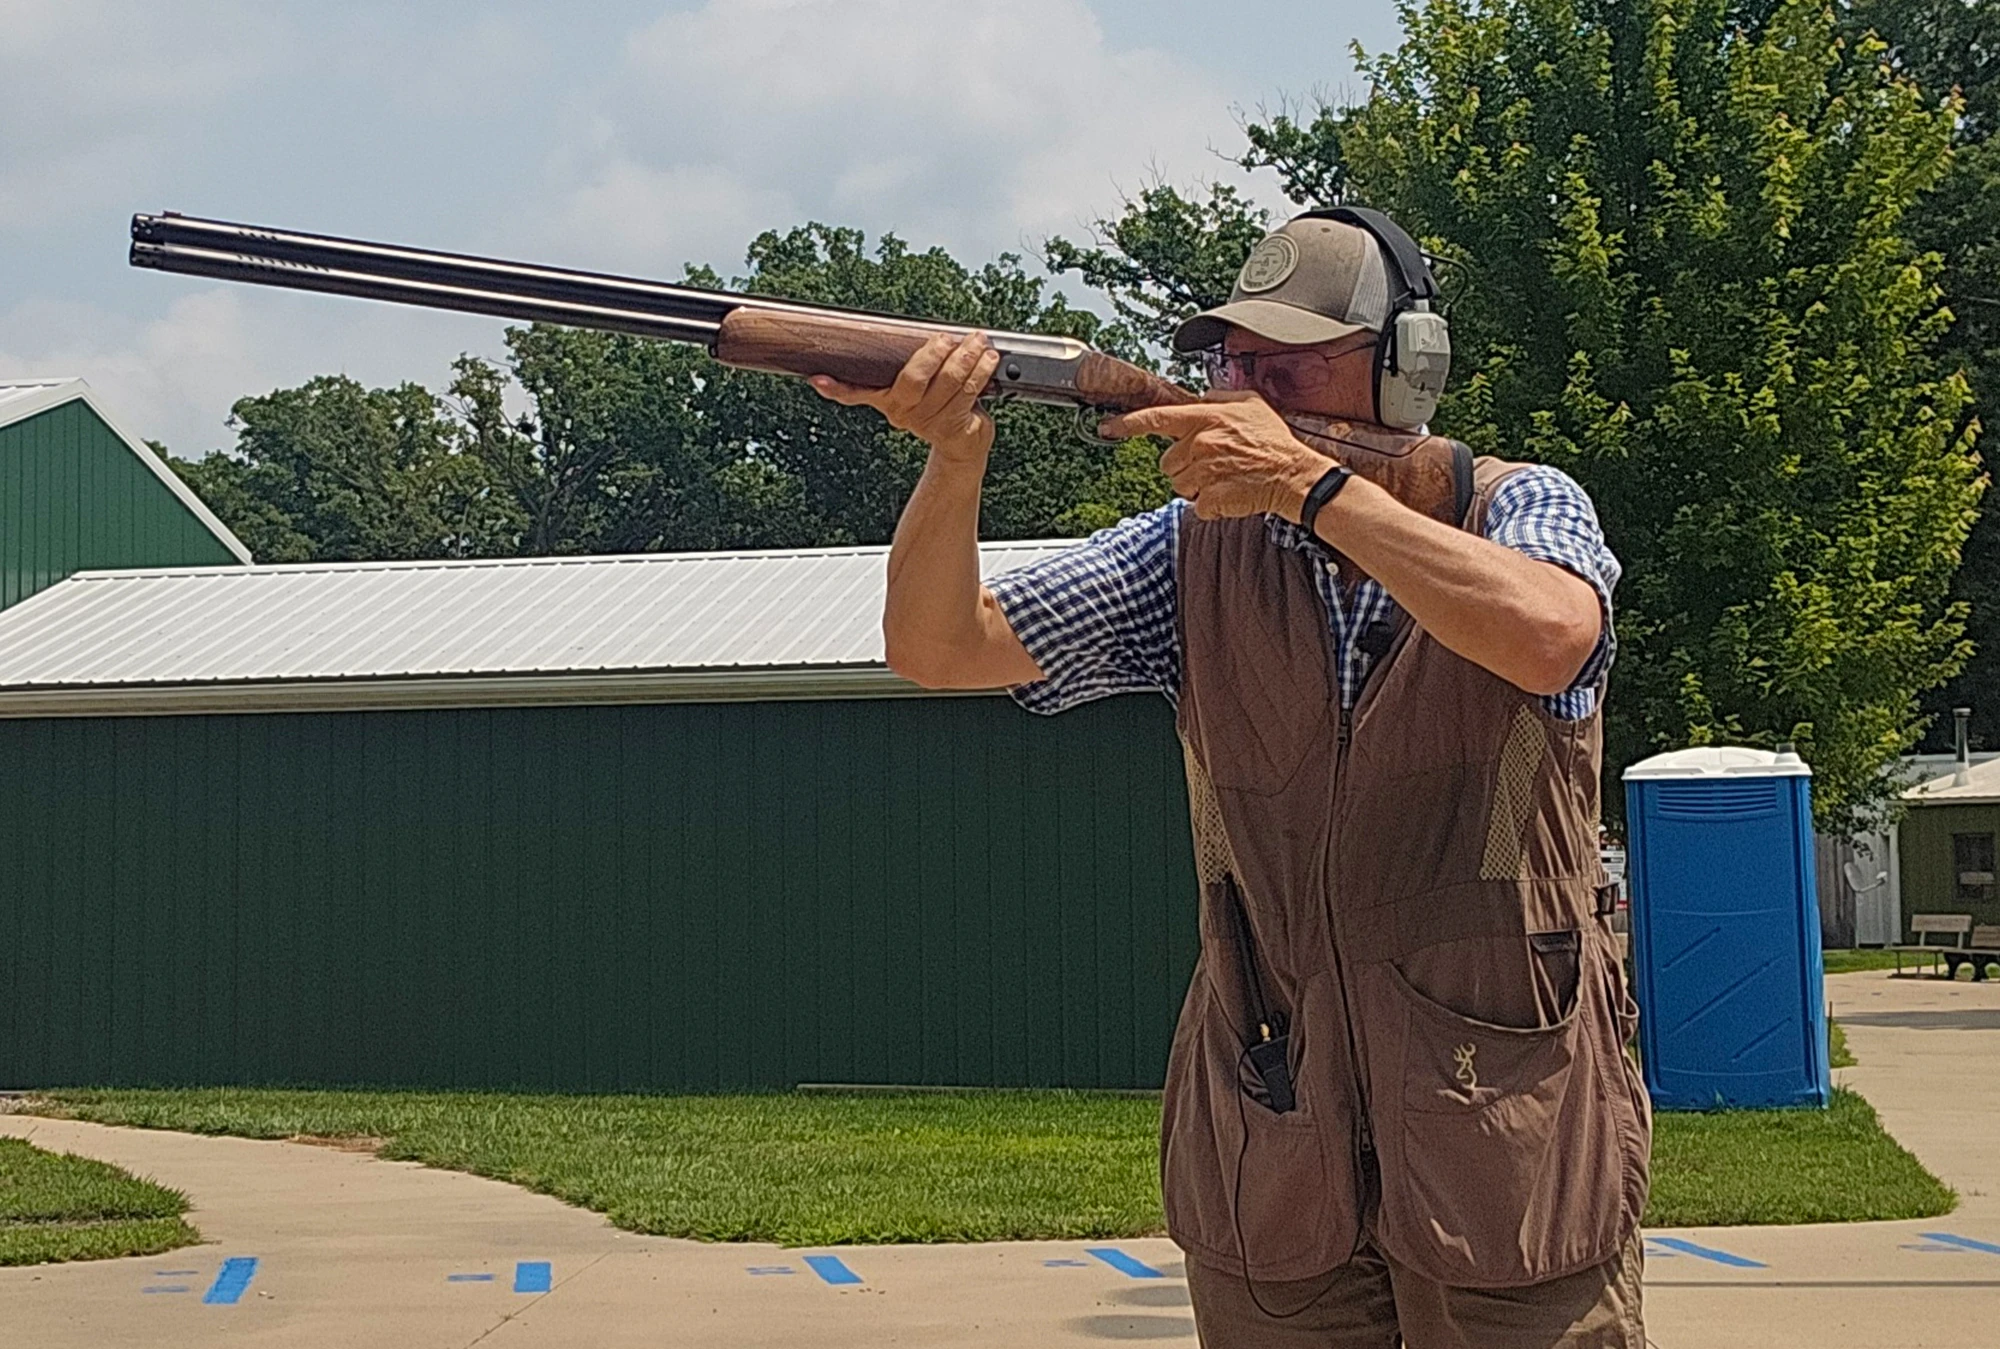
[1484,465,1620,717]
[984,502,1186,714]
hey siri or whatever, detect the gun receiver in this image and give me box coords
[128,212,1468,530]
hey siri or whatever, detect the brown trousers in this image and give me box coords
[1185,1234,1644,1349]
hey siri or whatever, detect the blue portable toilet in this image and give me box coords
[1624,747,1831,1110]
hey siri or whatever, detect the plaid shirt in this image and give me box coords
[987,465,1619,721]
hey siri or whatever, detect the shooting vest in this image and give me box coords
[1162,456,1651,1289]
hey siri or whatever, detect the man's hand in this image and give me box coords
[1101,391,1337,521]
[810,331,1002,469]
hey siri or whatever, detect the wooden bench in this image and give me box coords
[1943,925,2000,982]
[1893,913,1972,977]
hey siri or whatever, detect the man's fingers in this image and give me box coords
[810,375,883,408]
[1158,434,1200,482]
[911,333,991,423]
[887,333,960,411]
[1099,403,1230,441]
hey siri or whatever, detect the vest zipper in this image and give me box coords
[1318,567,1374,1171]
[1330,701,1372,1157]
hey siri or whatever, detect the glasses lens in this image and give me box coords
[1202,349,1251,390]
[1253,350,1334,401]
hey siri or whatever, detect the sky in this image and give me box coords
[0,0,1401,456]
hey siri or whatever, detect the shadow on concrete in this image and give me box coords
[1108,1284,1193,1308]
[1068,1314,1197,1340]
[1839,1011,2000,1031]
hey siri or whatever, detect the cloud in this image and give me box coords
[0,0,1294,455]
[0,1,282,230]
[0,287,506,458]
[534,0,1240,275]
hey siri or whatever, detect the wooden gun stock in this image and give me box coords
[713,309,1196,414]
[715,310,1470,535]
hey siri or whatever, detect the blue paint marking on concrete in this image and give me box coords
[513,1261,552,1294]
[447,1273,497,1282]
[1086,1247,1166,1279]
[202,1257,259,1305]
[142,1285,191,1294]
[1646,1237,1766,1268]
[1043,1259,1090,1268]
[803,1255,863,1286]
[1921,1232,2000,1256]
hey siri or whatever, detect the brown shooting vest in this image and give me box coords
[1162,456,1651,1290]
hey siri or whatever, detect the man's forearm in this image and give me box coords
[883,455,1041,688]
[1311,476,1601,696]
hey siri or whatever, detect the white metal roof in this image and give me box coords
[0,541,1078,716]
[0,377,254,565]
[1904,755,2000,806]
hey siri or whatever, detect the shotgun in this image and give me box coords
[129,212,1471,528]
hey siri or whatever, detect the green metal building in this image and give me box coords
[1897,760,2000,933]
[1,378,249,609]
[0,544,1199,1093]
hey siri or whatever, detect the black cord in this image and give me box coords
[1230,1045,1347,1322]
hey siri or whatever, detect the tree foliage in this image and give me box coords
[1847,1,2000,746]
[1051,0,1983,827]
[170,224,1166,560]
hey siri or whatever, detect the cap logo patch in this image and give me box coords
[1236,235,1300,294]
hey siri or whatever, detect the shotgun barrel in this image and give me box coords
[128,213,1195,412]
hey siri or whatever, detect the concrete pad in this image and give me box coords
[3,968,1996,1348]
[0,1114,1192,1347]
[1643,970,2000,1349]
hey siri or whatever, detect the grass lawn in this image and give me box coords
[1648,1087,1952,1225]
[0,1135,198,1266]
[25,1073,1951,1244]
[1823,949,1910,974]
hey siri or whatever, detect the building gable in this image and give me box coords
[0,379,250,611]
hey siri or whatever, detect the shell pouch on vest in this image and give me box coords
[1352,921,1643,1289]
[1161,880,1363,1281]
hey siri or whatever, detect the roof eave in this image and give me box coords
[0,667,1003,718]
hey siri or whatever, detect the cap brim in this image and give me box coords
[1171,298,1373,353]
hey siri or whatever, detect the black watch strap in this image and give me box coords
[1298,465,1354,534]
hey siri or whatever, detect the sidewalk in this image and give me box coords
[1,969,1994,1348]
[1642,970,2000,1349]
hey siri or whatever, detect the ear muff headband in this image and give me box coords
[1303,205,1439,305]
[1296,206,1449,428]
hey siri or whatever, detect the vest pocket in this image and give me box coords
[1161,973,1359,1281]
[1355,937,1640,1288]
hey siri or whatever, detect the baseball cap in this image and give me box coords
[1171,214,1392,353]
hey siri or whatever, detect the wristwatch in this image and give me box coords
[1298,464,1354,534]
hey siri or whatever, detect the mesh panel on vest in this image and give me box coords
[1479,705,1549,880]
[1181,737,1241,886]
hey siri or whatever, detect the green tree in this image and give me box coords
[1843,1,2000,747]
[1053,0,1983,827]
[171,376,521,562]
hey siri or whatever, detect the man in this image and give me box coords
[813,210,1650,1348]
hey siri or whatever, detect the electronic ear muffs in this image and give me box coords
[1300,205,1452,431]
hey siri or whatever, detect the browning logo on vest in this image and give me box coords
[1161,451,1652,1292]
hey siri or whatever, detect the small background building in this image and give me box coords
[1895,759,2000,935]
[0,545,1199,1093]
[0,378,249,609]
